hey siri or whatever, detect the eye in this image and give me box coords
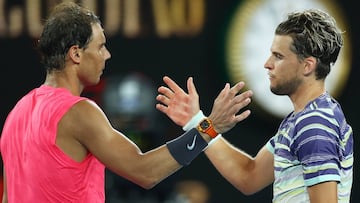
[274,53,283,60]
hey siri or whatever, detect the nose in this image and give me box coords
[105,47,111,60]
[264,56,272,70]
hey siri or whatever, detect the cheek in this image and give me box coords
[277,61,296,76]
[84,53,102,68]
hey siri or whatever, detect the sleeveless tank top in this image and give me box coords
[1,85,105,202]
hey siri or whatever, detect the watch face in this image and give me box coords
[200,120,210,130]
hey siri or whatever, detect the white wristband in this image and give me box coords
[182,110,206,131]
[208,134,222,146]
[203,134,222,151]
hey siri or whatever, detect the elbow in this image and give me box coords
[239,187,258,196]
[233,183,253,195]
[134,175,162,190]
[233,178,262,196]
[139,180,157,190]
[141,183,156,190]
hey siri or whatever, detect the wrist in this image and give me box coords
[208,134,222,146]
[167,128,208,166]
[202,134,222,151]
[183,110,206,131]
[197,118,218,139]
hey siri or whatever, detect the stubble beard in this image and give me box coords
[270,77,302,96]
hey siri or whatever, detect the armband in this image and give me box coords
[166,128,208,166]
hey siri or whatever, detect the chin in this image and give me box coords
[270,87,282,96]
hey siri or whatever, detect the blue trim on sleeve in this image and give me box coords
[304,174,340,187]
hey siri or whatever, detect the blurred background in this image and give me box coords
[0,0,359,202]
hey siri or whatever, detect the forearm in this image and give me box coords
[129,128,210,189]
[204,137,254,193]
[204,138,270,195]
[138,146,183,189]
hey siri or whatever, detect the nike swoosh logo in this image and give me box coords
[187,135,197,150]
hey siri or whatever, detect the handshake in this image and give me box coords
[155,76,253,165]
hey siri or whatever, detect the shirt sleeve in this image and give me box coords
[265,136,275,154]
[292,112,341,186]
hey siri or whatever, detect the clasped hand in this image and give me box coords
[156,76,253,134]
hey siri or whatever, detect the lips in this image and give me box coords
[268,72,274,79]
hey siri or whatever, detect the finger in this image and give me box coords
[157,86,174,99]
[229,90,252,111]
[155,103,169,114]
[187,77,198,97]
[219,81,248,103]
[156,94,170,106]
[231,97,252,113]
[163,76,186,94]
[234,109,251,122]
[232,90,253,104]
[217,83,231,99]
[229,81,246,96]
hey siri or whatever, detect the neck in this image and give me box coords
[44,70,83,96]
[290,80,325,113]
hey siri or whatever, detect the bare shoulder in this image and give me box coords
[64,99,113,139]
[58,98,142,167]
[69,99,104,118]
[57,99,114,161]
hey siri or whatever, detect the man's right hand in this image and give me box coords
[156,76,200,127]
[207,80,253,134]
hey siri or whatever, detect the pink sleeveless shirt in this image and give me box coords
[1,85,105,202]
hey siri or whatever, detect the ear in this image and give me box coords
[68,45,81,64]
[303,56,317,76]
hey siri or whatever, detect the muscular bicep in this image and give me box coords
[60,100,143,173]
[60,100,183,189]
[307,181,337,203]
